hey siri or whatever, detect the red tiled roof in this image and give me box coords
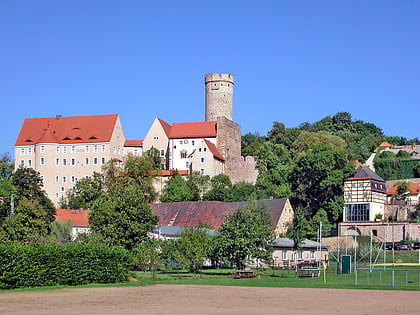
[15,114,119,146]
[124,140,143,147]
[150,199,288,230]
[169,121,217,139]
[158,118,172,137]
[159,170,189,176]
[379,142,393,147]
[54,209,91,227]
[387,183,420,196]
[204,139,224,161]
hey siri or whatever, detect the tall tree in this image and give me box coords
[0,153,16,220]
[290,144,354,228]
[203,174,232,201]
[88,185,159,250]
[160,174,197,202]
[176,227,210,273]
[211,201,274,269]
[61,172,104,209]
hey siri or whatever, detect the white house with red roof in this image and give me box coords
[14,114,138,205]
[54,208,91,239]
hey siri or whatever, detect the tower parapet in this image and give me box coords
[205,73,234,121]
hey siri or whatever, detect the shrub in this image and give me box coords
[0,242,133,289]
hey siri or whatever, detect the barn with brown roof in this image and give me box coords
[150,198,294,237]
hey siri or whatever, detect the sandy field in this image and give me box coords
[1,284,419,315]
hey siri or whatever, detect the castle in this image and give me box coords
[14,73,258,205]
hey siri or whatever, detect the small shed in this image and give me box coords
[271,238,329,269]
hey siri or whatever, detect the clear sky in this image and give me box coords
[1,1,419,156]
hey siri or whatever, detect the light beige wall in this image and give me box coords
[273,199,294,237]
[15,117,126,206]
[188,139,224,176]
[143,118,169,166]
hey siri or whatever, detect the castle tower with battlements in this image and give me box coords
[205,73,234,122]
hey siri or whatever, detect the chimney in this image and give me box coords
[56,115,62,120]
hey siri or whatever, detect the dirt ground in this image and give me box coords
[1,284,419,315]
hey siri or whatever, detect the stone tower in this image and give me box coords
[205,73,234,122]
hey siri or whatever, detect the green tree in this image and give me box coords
[254,142,292,198]
[212,201,274,269]
[203,174,232,201]
[50,219,72,244]
[11,167,55,219]
[88,185,159,250]
[291,131,346,153]
[290,144,354,227]
[176,227,210,273]
[132,238,162,279]
[393,181,410,199]
[160,174,196,202]
[1,198,53,242]
[0,153,16,220]
[61,172,104,209]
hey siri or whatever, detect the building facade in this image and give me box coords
[15,114,127,205]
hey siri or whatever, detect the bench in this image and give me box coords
[233,270,259,279]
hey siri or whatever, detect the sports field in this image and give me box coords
[1,284,419,314]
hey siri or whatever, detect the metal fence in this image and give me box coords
[355,268,420,287]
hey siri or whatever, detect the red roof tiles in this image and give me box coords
[16,114,119,146]
[204,139,224,161]
[124,140,143,147]
[169,122,217,139]
[54,209,91,227]
[150,199,288,230]
[387,183,420,196]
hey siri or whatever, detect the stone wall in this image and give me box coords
[225,156,258,184]
[216,117,241,161]
[339,222,420,242]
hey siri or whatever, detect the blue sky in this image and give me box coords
[1,1,419,156]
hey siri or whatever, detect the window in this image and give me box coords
[62,158,67,166]
[93,157,98,165]
[28,147,32,155]
[180,151,187,159]
[55,158,60,166]
[40,145,45,153]
[310,251,315,260]
[56,146,60,154]
[20,148,25,155]
[60,186,65,192]
[63,146,67,154]
[297,251,303,260]
[94,145,98,153]
[348,193,352,199]
[346,203,370,222]
[180,140,183,145]
[200,168,205,175]
[192,140,195,146]
[118,148,121,155]
[200,157,205,163]
[62,176,67,183]
[186,162,189,168]
[204,148,207,152]
[40,157,45,165]
[153,136,159,140]
[160,149,165,156]
[101,144,106,152]
[55,176,59,183]
[19,160,24,167]
[101,157,106,165]
[27,159,32,167]
[84,145,89,153]
[85,157,89,165]
[71,176,76,183]
[282,250,288,260]
[40,175,44,183]
[71,146,76,153]
[134,149,139,156]
[71,158,76,166]
[113,146,116,153]
[199,148,202,152]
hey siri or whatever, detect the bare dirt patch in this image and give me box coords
[1,284,419,314]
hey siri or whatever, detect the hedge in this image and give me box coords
[0,242,133,289]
